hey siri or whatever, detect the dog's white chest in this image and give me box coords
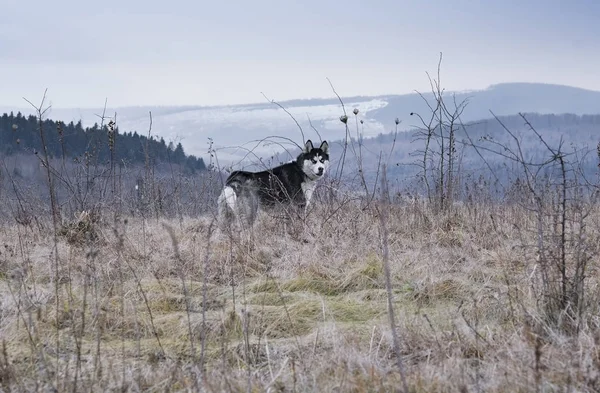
[301,181,317,207]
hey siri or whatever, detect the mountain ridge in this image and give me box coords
[2,82,600,165]
[4,82,599,112]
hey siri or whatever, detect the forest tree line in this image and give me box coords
[0,112,206,173]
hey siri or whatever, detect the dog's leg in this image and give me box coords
[233,187,259,248]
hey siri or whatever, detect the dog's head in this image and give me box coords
[299,140,329,180]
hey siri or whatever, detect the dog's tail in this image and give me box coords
[218,172,260,231]
[217,185,237,226]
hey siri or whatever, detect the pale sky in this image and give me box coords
[2,0,599,108]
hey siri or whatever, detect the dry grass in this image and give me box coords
[0,200,600,392]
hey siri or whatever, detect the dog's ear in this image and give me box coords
[304,140,314,153]
[319,141,329,154]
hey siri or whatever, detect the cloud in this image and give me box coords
[1,0,599,107]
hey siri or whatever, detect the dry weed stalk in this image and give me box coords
[377,163,409,393]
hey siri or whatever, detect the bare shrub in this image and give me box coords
[410,53,469,212]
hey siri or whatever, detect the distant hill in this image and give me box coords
[2,82,600,166]
[335,111,600,189]
[369,83,600,130]
[0,112,206,173]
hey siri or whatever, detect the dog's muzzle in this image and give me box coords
[317,167,324,176]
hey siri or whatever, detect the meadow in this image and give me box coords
[1,89,599,392]
[1,183,600,392]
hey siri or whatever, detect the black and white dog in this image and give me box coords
[218,140,329,229]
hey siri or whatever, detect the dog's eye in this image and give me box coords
[312,159,317,164]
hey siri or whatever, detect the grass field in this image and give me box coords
[1,195,599,392]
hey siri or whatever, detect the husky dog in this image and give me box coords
[218,140,329,229]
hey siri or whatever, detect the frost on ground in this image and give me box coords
[0,199,599,392]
